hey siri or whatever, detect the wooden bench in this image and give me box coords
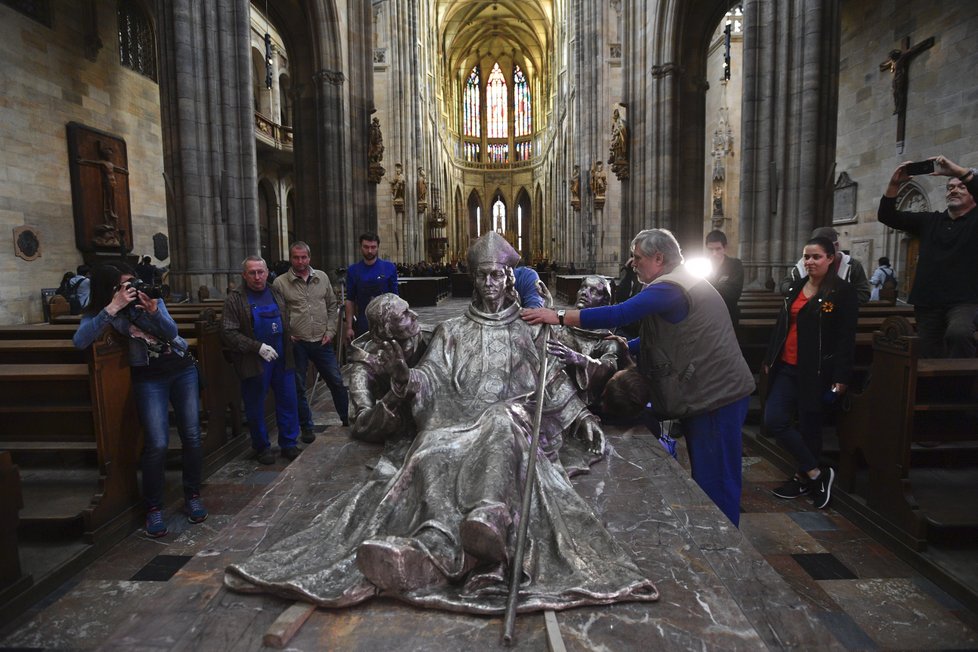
[451,273,473,298]
[0,451,30,599]
[398,277,449,307]
[836,316,978,551]
[0,330,140,542]
[0,315,243,544]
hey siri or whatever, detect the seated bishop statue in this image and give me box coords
[224,231,658,613]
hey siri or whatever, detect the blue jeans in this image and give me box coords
[293,339,349,427]
[681,396,749,527]
[763,363,823,475]
[241,357,300,451]
[133,364,203,510]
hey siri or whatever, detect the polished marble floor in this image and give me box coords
[1,297,976,650]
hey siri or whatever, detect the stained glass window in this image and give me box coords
[464,67,480,138]
[118,0,157,82]
[487,63,507,139]
[487,143,508,164]
[515,142,532,161]
[464,142,481,162]
[514,65,531,137]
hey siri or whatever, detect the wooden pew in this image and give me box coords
[0,452,31,599]
[836,316,978,551]
[398,277,448,307]
[0,313,242,544]
[0,329,141,542]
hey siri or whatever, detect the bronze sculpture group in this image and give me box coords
[224,233,658,618]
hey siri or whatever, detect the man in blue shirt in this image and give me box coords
[345,233,399,343]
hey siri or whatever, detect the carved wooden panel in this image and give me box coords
[66,122,133,253]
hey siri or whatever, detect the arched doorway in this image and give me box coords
[467,190,483,242]
[515,187,531,262]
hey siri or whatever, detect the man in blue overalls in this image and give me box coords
[222,256,301,464]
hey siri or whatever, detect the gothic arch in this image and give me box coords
[467,189,483,241]
[534,183,544,262]
[515,187,531,261]
[257,178,279,264]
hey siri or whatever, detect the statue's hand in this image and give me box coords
[602,334,635,367]
[547,339,586,368]
[579,418,606,455]
[378,339,410,387]
[537,280,554,309]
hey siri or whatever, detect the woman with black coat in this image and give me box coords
[763,236,859,509]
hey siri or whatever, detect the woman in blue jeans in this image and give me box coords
[763,237,858,509]
[73,262,206,537]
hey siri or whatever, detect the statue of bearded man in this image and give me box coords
[224,232,657,614]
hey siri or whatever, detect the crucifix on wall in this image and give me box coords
[879,35,934,154]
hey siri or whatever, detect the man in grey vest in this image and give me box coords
[522,228,755,526]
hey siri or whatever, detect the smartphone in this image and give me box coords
[904,159,935,176]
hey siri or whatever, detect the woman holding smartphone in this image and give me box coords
[763,236,858,509]
[73,262,206,537]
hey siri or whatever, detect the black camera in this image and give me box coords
[125,279,164,299]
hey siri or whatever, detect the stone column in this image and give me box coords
[156,0,259,293]
[739,0,840,287]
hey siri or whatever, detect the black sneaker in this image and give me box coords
[281,446,301,461]
[257,447,276,465]
[301,429,316,444]
[772,476,810,499]
[811,467,835,509]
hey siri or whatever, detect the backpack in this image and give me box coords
[56,277,84,315]
[881,268,897,290]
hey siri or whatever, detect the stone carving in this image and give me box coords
[223,232,658,614]
[368,117,385,184]
[390,163,405,211]
[832,171,858,224]
[570,164,581,211]
[416,166,428,212]
[608,108,629,181]
[13,225,41,261]
[590,160,607,208]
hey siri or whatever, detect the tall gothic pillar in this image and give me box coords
[156,0,259,293]
[313,68,351,273]
[739,0,840,287]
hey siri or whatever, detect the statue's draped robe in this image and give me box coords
[224,301,658,613]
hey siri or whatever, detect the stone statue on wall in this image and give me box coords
[368,116,385,184]
[570,164,581,211]
[417,166,428,211]
[390,163,405,211]
[224,232,658,614]
[590,160,607,208]
[608,108,629,181]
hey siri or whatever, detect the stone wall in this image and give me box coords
[834,1,978,280]
[0,1,166,324]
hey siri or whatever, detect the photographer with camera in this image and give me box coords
[879,155,978,358]
[72,262,206,538]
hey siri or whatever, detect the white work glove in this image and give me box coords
[258,343,279,362]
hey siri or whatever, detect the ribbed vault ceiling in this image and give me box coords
[438,0,552,78]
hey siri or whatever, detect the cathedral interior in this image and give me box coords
[1,0,977,648]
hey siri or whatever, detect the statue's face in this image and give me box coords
[386,298,420,340]
[474,262,509,304]
[575,277,611,309]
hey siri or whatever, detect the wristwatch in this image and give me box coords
[959,168,977,181]
[556,309,566,326]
